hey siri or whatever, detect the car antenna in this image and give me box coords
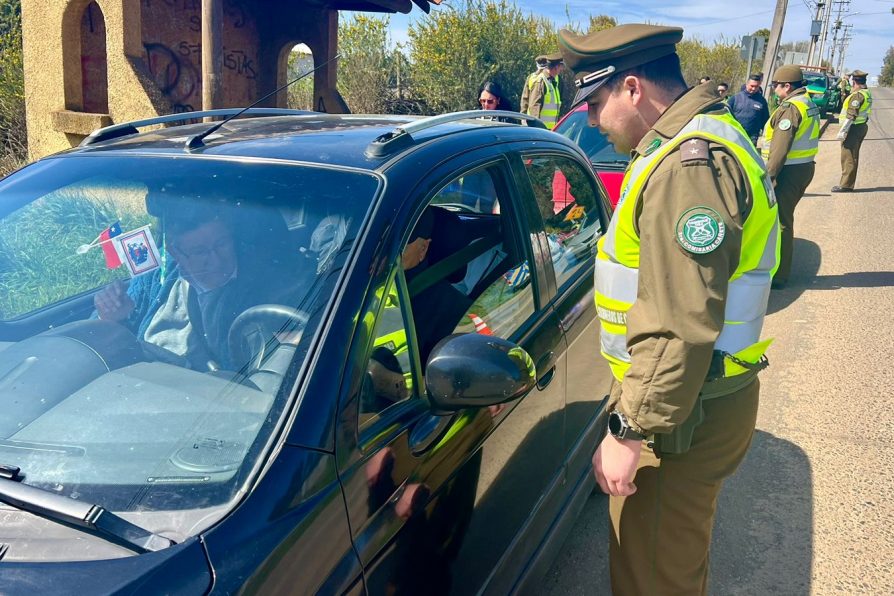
[185,53,342,150]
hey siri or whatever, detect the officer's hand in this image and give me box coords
[593,434,641,497]
[94,280,134,322]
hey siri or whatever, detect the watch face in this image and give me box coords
[608,411,623,436]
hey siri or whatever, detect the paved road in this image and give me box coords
[542,86,894,595]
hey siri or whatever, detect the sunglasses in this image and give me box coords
[479,98,497,106]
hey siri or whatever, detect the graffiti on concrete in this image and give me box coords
[142,0,258,109]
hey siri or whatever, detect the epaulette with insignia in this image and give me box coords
[680,138,710,165]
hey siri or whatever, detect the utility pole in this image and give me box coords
[806,1,824,65]
[816,0,833,67]
[763,0,789,99]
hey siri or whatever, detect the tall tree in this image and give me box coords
[880,46,894,87]
[408,0,554,114]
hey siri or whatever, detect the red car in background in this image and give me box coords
[554,104,629,208]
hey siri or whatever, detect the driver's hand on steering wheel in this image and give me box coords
[95,280,135,322]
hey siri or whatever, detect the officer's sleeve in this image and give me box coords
[520,83,530,114]
[846,93,863,120]
[616,146,749,435]
[766,105,800,180]
[527,81,545,119]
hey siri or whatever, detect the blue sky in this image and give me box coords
[378,0,893,78]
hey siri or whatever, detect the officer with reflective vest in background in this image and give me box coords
[833,69,873,193]
[762,64,819,289]
[559,23,779,595]
[520,52,563,129]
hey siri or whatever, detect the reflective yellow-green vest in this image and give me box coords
[840,88,872,124]
[526,72,561,130]
[761,93,820,165]
[594,111,780,382]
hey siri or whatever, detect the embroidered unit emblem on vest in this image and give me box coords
[778,118,792,131]
[676,207,726,254]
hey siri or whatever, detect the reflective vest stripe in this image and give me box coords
[527,72,561,130]
[761,94,820,165]
[839,89,873,124]
[594,111,779,381]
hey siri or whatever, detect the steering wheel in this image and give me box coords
[227,304,309,372]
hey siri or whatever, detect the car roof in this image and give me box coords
[56,113,567,171]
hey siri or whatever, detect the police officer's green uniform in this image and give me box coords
[832,70,872,192]
[762,65,819,287]
[559,24,779,595]
[520,52,563,130]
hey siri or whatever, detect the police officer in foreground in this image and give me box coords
[558,24,779,594]
[762,65,820,289]
[832,69,873,193]
[520,52,563,129]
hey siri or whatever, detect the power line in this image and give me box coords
[684,9,776,29]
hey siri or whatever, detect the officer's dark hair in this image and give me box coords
[852,76,867,85]
[606,52,687,96]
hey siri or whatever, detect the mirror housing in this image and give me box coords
[424,334,536,413]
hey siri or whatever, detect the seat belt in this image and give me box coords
[408,233,502,297]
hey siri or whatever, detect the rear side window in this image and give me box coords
[522,155,605,290]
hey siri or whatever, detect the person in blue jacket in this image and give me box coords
[727,74,770,145]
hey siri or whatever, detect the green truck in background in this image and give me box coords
[803,69,839,119]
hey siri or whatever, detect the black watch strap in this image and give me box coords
[608,411,648,441]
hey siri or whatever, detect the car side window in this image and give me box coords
[522,155,605,290]
[407,167,536,362]
[359,274,415,427]
[429,168,500,214]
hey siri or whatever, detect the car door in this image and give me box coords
[515,150,615,485]
[335,152,567,595]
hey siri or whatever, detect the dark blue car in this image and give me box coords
[0,109,613,594]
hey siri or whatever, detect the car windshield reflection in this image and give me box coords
[0,155,378,539]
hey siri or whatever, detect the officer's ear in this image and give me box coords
[621,75,645,106]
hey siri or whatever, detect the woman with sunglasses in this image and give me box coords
[477,81,513,120]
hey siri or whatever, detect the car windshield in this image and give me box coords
[805,73,827,88]
[555,110,629,164]
[0,155,377,544]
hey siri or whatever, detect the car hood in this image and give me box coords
[0,536,212,593]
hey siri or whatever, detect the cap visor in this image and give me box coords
[570,78,610,111]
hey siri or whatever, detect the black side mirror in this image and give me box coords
[424,333,536,413]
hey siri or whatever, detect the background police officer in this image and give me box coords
[833,69,873,192]
[559,23,779,595]
[520,52,563,129]
[762,65,819,289]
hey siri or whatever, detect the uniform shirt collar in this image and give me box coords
[633,84,725,158]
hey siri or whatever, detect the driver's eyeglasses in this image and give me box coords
[171,237,234,261]
[479,98,497,106]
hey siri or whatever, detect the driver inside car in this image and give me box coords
[94,204,300,373]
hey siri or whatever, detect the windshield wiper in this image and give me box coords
[0,474,174,553]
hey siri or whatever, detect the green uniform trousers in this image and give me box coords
[609,379,760,596]
[839,122,868,189]
[774,162,816,283]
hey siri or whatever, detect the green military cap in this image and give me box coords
[559,23,684,107]
[851,69,868,78]
[773,64,803,84]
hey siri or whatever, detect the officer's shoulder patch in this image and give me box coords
[778,118,792,131]
[676,206,726,254]
[680,138,709,165]
[851,99,861,107]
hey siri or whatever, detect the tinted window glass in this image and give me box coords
[555,109,628,165]
[359,274,414,425]
[523,155,604,289]
[429,168,499,214]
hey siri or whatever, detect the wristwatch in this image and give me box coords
[608,410,648,441]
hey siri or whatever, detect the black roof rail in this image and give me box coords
[80,108,316,147]
[365,110,547,158]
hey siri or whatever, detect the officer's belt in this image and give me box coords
[700,369,758,400]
